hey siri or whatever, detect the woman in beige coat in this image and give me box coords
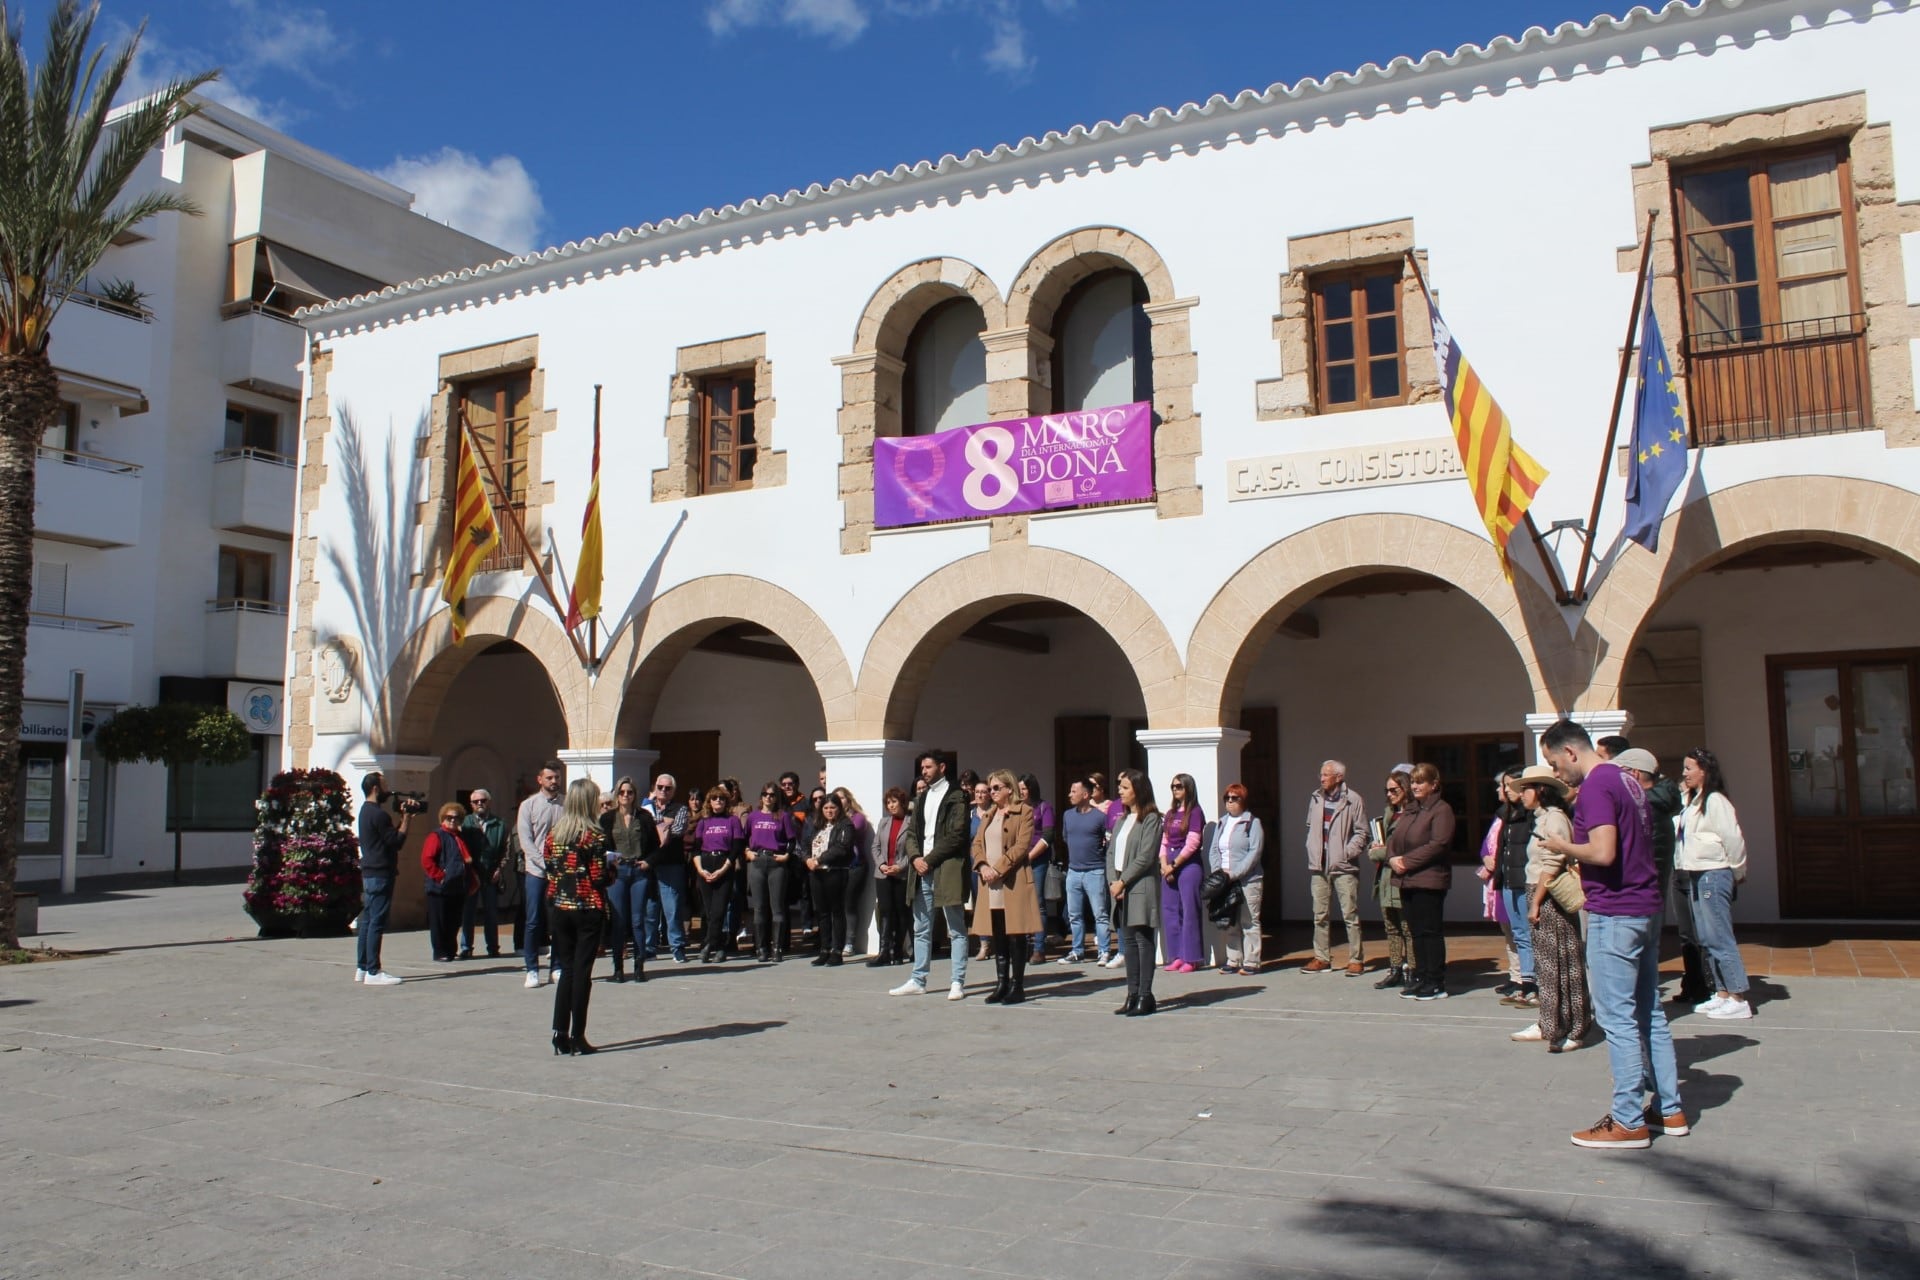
[1109,768,1166,1017]
[970,769,1038,1005]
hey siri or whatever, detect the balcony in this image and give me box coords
[34,446,142,547]
[25,613,135,704]
[1686,313,1870,446]
[49,294,154,411]
[203,599,290,680]
[219,303,307,401]
[211,448,297,537]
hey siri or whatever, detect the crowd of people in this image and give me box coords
[349,720,1750,1147]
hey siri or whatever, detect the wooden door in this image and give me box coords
[1054,715,1110,814]
[1769,651,1920,918]
[651,730,721,805]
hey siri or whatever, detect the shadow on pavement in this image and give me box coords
[591,1020,787,1054]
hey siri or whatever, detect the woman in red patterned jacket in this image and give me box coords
[545,779,615,1055]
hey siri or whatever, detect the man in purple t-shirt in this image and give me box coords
[1538,718,1685,1151]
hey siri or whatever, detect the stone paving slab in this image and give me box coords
[2,886,1916,1279]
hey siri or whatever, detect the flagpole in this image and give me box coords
[456,408,593,668]
[1571,209,1659,602]
[588,384,601,669]
[1402,251,1574,606]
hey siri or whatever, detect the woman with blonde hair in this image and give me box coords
[545,778,614,1054]
[970,769,1038,1004]
[833,786,872,958]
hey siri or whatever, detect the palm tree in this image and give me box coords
[0,2,214,947]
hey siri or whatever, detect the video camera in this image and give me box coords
[389,790,429,815]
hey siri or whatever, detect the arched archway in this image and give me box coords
[851,256,1006,355]
[1006,226,1177,330]
[378,596,584,757]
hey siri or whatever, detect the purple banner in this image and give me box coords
[873,401,1155,529]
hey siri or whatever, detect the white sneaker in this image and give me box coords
[524,971,541,989]
[1510,1023,1543,1042]
[1706,997,1753,1020]
[888,979,926,997]
[842,943,854,957]
[1694,993,1729,1013]
[363,971,402,986]
[1102,953,1123,969]
[550,969,562,986]
[1558,1037,1582,1051]
[948,981,967,1001]
[1060,953,1084,964]
[354,968,366,983]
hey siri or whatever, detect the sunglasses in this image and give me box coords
[1223,794,1244,802]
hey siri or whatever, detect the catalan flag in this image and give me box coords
[1621,281,1690,552]
[441,416,500,644]
[564,410,602,632]
[1428,297,1549,576]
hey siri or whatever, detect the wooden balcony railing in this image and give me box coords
[1686,313,1870,446]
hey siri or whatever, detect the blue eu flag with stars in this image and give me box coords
[1622,285,1689,552]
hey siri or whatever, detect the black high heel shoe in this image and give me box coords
[1114,995,1138,1016]
[1126,995,1157,1017]
[551,1032,571,1056]
[569,1038,598,1055]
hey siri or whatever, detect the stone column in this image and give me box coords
[816,739,921,953]
[1524,711,1632,763]
[347,753,441,930]
[557,747,658,793]
[1134,728,1250,966]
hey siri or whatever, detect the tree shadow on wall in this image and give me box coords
[1210,1152,1918,1280]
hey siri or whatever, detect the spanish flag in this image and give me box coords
[564,411,602,632]
[1427,296,1549,576]
[442,417,500,644]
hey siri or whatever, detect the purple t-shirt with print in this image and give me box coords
[1571,762,1662,917]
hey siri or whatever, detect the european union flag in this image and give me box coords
[1621,285,1689,552]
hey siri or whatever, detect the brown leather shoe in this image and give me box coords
[1345,961,1365,976]
[1571,1115,1651,1149]
[1301,958,1332,973]
[1643,1105,1690,1136]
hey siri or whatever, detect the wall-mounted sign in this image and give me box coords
[228,682,285,735]
[874,401,1155,528]
[1229,436,1465,501]
[20,700,111,743]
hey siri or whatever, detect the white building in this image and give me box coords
[21,100,501,883]
[297,0,1920,931]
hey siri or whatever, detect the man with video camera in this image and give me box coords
[356,770,419,986]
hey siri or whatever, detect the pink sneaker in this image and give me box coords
[1173,959,1196,973]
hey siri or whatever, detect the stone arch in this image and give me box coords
[854,545,1185,739]
[379,595,586,756]
[591,574,856,747]
[1006,226,1203,521]
[836,257,1007,554]
[1577,475,1920,709]
[1183,514,1566,728]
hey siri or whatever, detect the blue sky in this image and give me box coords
[109,0,1614,254]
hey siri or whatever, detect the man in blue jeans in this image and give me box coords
[355,771,414,987]
[641,774,692,963]
[1057,779,1112,964]
[1539,719,1686,1149]
[891,752,970,999]
[517,762,564,988]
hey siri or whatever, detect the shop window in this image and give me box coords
[1053,269,1152,412]
[1409,732,1525,861]
[168,736,268,832]
[217,546,276,606]
[699,372,758,493]
[16,742,107,855]
[902,297,988,435]
[1673,146,1868,443]
[1312,267,1407,411]
[224,403,285,457]
[455,372,533,569]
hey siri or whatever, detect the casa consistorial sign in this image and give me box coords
[1229,436,1465,501]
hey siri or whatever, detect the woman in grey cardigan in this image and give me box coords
[1108,768,1166,1017]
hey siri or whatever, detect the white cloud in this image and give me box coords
[378,149,545,256]
[229,2,349,78]
[712,0,1057,77]
[981,2,1033,77]
[117,24,285,125]
[707,0,869,42]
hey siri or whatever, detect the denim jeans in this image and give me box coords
[522,874,549,973]
[1499,884,1536,981]
[1686,869,1749,995]
[1029,857,1051,950]
[606,864,652,969]
[1585,913,1682,1128]
[357,875,392,974]
[910,876,968,987]
[650,863,689,957]
[1063,867,1111,958]
[460,875,501,954]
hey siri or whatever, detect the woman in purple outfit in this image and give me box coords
[1159,773,1206,971]
[691,787,744,963]
[743,783,796,961]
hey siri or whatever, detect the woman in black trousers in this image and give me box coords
[1388,762,1457,1001]
[1109,769,1166,1017]
[869,787,913,966]
[545,779,614,1054]
[805,793,857,964]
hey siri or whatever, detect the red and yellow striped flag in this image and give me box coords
[441,418,501,644]
[564,412,602,632]
[1428,298,1548,576]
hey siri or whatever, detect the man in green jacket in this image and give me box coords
[891,752,971,1000]
[460,789,510,958]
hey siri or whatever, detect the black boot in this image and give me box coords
[1127,994,1157,1017]
[611,956,625,984]
[984,950,1010,1003]
[1004,947,1026,1004]
[1115,993,1138,1015]
[1374,966,1403,990]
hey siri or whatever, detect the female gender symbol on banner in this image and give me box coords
[890,437,947,518]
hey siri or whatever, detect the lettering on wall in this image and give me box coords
[1228,437,1465,501]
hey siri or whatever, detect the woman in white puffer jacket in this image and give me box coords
[1677,748,1752,1021]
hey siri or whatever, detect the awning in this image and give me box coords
[52,368,147,416]
[262,241,383,305]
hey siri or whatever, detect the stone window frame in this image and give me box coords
[651,333,784,501]
[419,336,557,588]
[1628,91,1919,449]
[1256,218,1441,421]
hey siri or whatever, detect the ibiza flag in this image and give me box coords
[1427,297,1549,576]
[1621,283,1690,552]
[442,417,500,644]
[564,412,602,632]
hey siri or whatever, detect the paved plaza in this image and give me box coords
[3,882,1916,1280]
